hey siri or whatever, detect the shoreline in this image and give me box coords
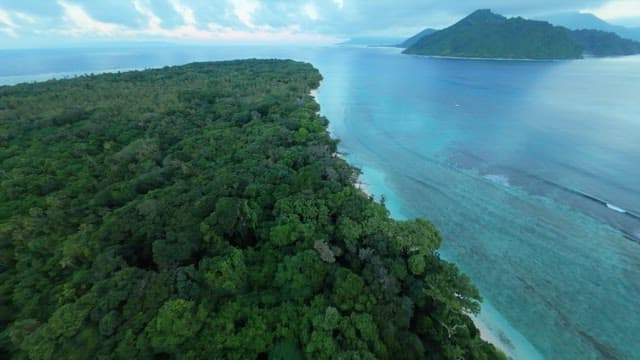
[471,315,509,356]
[313,84,522,360]
[344,165,527,359]
[404,53,571,62]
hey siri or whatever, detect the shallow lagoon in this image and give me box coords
[316,47,640,359]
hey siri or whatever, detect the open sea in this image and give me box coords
[1,45,639,359]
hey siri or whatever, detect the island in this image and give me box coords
[403,9,640,59]
[538,12,640,42]
[0,60,505,359]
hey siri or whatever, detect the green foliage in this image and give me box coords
[405,9,585,59]
[570,29,640,56]
[0,60,503,359]
[333,269,376,313]
[275,250,326,301]
[146,299,204,353]
[269,340,304,360]
[408,254,426,275]
[202,249,247,295]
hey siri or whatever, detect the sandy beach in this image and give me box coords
[471,315,512,358]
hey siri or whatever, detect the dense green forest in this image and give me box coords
[570,29,640,56]
[0,60,503,359]
[403,9,640,59]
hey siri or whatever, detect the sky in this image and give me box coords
[1,0,639,48]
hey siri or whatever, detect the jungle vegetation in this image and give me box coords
[0,60,504,359]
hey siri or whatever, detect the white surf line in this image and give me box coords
[606,203,626,213]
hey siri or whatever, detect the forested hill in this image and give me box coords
[0,60,503,359]
[570,29,640,56]
[403,9,640,59]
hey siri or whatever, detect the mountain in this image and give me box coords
[539,12,640,42]
[404,9,640,59]
[338,36,406,47]
[397,28,438,48]
[404,9,583,59]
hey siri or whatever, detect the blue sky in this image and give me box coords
[1,0,639,48]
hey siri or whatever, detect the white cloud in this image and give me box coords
[303,3,320,21]
[133,0,162,31]
[14,12,37,24]
[332,0,344,10]
[206,22,333,43]
[132,0,203,39]
[0,27,17,37]
[0,8,18,28]
[231,0,261,28]
[0,6,40,38]
[129,0,336,43]
[582,0,640,20]
[58,0,126,36]
[169,0,197,27]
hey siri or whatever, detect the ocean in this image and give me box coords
[1,45,639,359]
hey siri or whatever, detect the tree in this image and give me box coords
[146,299,205,354]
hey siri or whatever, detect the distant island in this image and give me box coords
[538,12,640,42]
[402,9,640,59]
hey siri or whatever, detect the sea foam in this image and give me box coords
[483,174,510,187]
[606,203,627,213]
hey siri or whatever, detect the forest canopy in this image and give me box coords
[0,60,504,359]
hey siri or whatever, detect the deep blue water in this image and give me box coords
[1,46,639,359]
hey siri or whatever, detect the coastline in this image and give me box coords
[312,81,520,360]
[340,165,526,359]
[305,47,640,359]
[471,315,509,355]
[344,166,517,358]
[404,53,571,62]
[309,88,319,100]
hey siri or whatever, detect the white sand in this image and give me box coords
[471,314,510,357]
[355,178,372,197]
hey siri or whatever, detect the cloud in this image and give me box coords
[0,28,17,37]
[0,8,18,28]
[169,0,197,27]
[13,12,37,24]
[582,0,640,21]
[303,3,320,21]
[51,0,332,44]
[0,8,17,37]
[204,22,332,42]
[133,0,163,31]
[231,0,261,28]
[0,6,41,37]
[2,0,633,47]
[58,0,127,36]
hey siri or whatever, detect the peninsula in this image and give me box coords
[0,60,504,359]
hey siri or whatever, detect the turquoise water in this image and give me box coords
[315,48,640,360]
[2,46,639,359]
